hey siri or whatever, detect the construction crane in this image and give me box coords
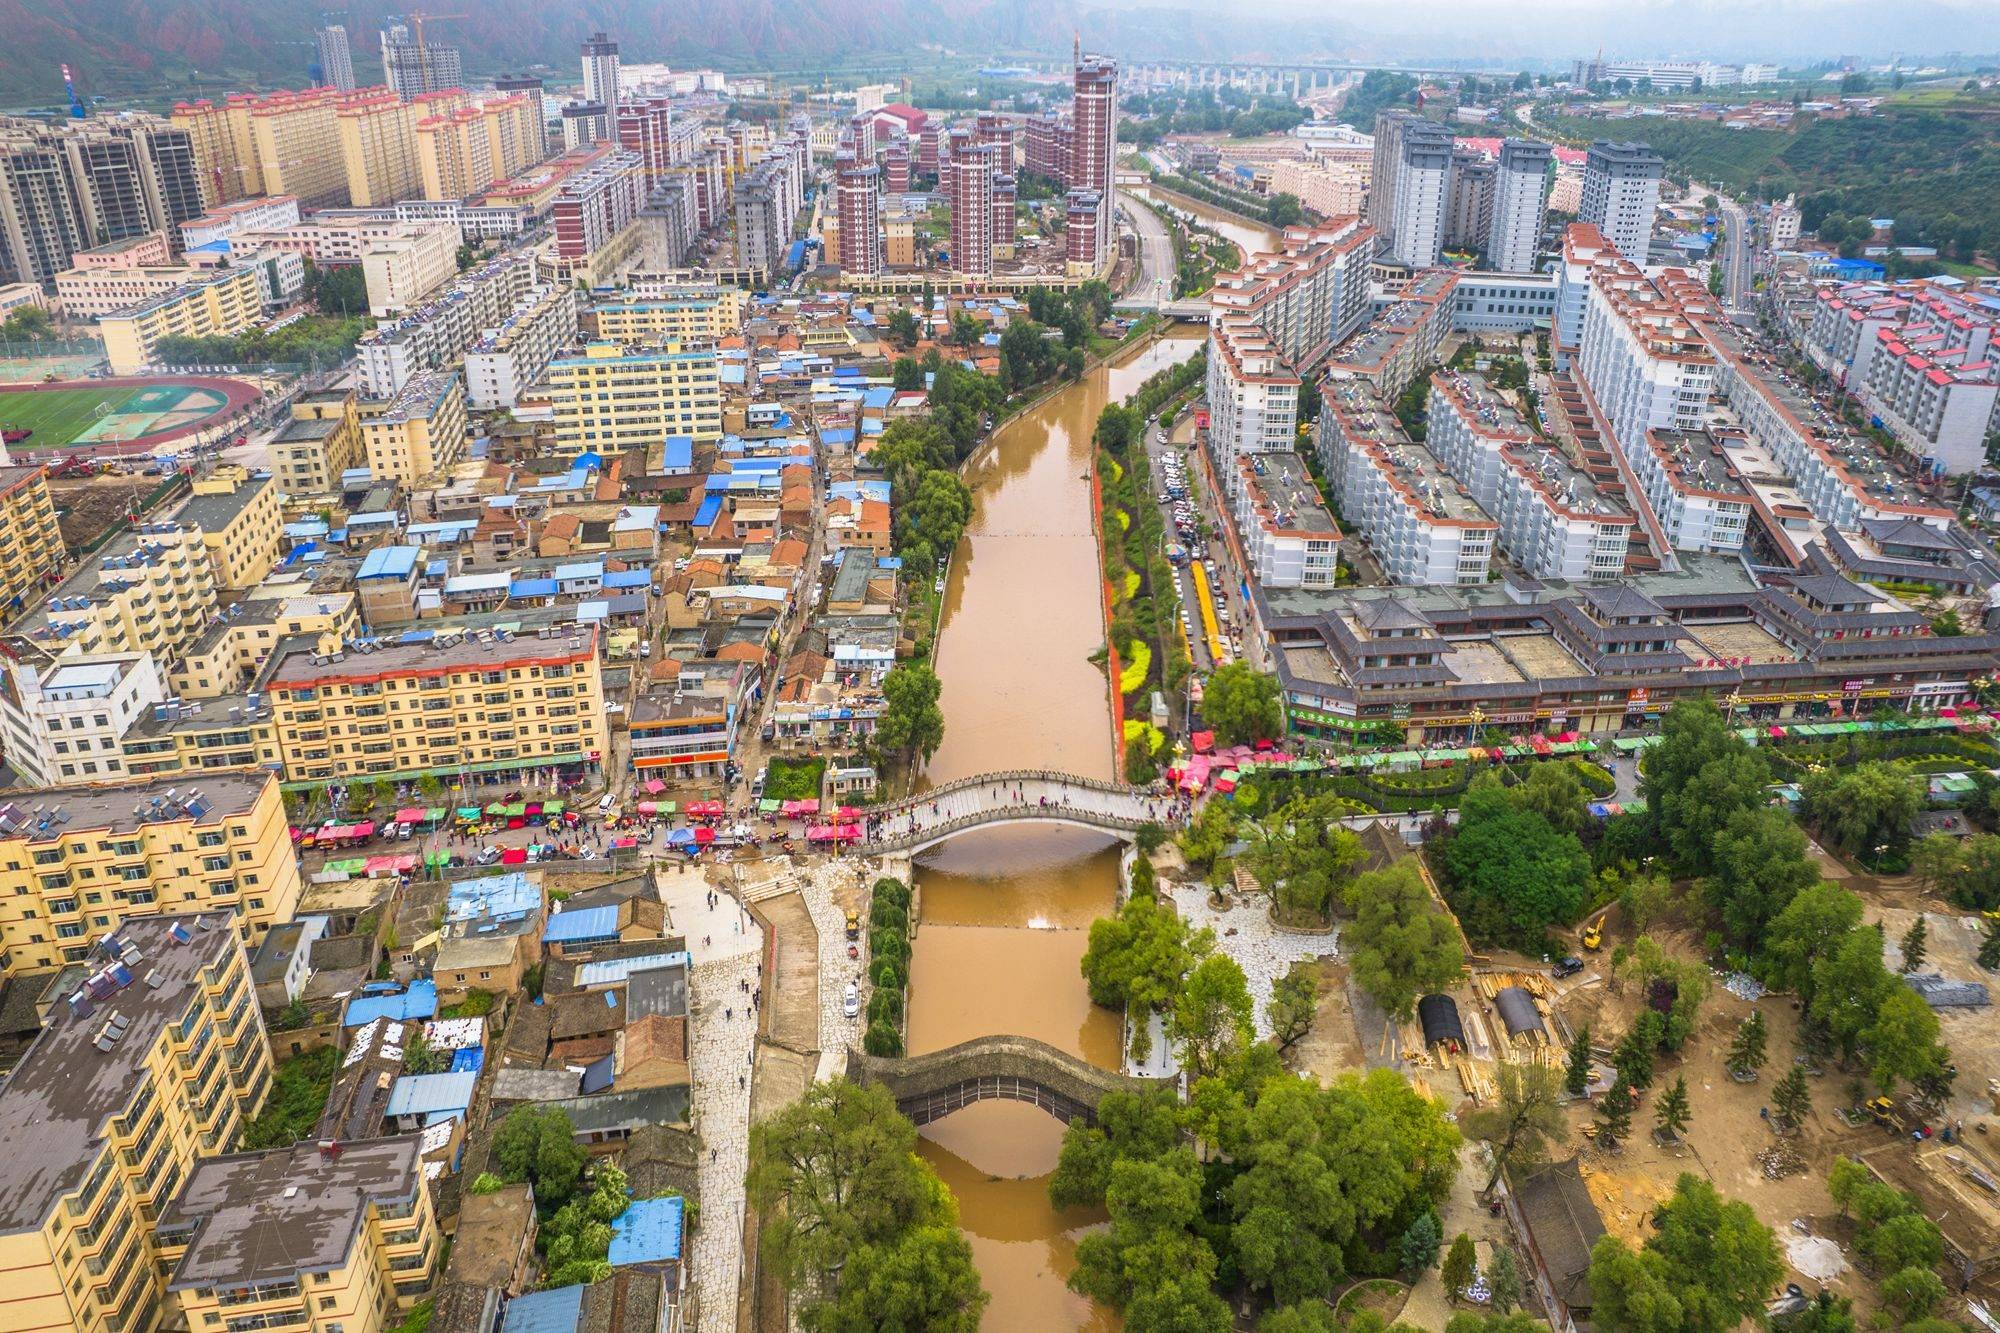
[403,11,467,94]
[60,64,86,119]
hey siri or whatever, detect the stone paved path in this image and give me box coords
[1170,882,1337,1041]
[688,948,760,1333]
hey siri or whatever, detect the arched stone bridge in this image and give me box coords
[850,1034,1168,1126]
[858,771,1180,855]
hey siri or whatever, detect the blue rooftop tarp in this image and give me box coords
[543,904,621,944]
[450,1046,485,1074]
[661,437,694,471]
[500,1284,585,1333]
[384,1069,477,1119]
[448,872,539,926]
[691,495,725,529]
[861,387,894,410]
[609,1195,686,1267]
[510,577,558,599]
[357,546,420,581]
[820,427,855,447]
[603,568,651,590]
[343,979,437,1027]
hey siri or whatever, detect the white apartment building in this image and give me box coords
[1230,452,1342,589]
[1552,222,1615,367]
[1579,141,1663,263]
[0,651,165,787]
[1320,378,1497,585]
[180,194,302,249]
[1208,318,1301,459]
[357,253,540,397]
[1768,195,1802,250]
[1576,260,1718,452]
[361,222,458,316]
[1369,112,1453,269]
[464,282,580,410]
[1484,140,1551,274]
[1266,158,1367,220]
[1426,370,1633,579]
[1631,427,1754,553]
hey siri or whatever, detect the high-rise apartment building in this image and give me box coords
[543,342,723,454]
[992,172,1017,261]
[314,24,357,91]
[337,89,425,206]
[948,136,996,277]
[1579,140,1663,262]
[551,148,646,270]
[848,113,876,164]
[580,31,621,141]
[0,115,206,287]
[1445,150,1494,252]
[836,154,882,276]
[1070,53,1118,271]
[976,112,1015,173]
[380,22,463,100]
[1484,139,1551,273]
[1369,111,1453,268]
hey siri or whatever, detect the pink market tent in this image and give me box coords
[1192,730,1215,754]
[833,806,863,819]
[352,821,377,839]
[693,827,715,846]
[364,855,398,875]
[644,778,666,794]
[806,825,838,842]
[637,801,659,815]
[395,807,427,824]
[611,836,640,850]
[834,823,862,842]
[500,848,528,865]
[781,799,820,816]
[687,800,726,817]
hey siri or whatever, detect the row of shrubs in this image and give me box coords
[863,878,913,1057]
[1240,757,1615,815]
[1761,732,2000,779]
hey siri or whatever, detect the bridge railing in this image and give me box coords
[871,769,1166,817]
[860,802,1174,852]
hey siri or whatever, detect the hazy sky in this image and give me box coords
[1093,0,2000,64]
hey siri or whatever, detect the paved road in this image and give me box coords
[1117,189,1176,311]
[1717,196,1753,311]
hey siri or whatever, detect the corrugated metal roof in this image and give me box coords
[543,904,620,943]
[608,1195,685,1266]
[384,1069,478,1118]
[499,1283,585,1333]
[343,980,437,1027]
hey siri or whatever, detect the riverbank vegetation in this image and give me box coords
[1092,363,1204,783]
[1119,86,1308,145]
[1151,169,1304,229]
[749,1079,987,1331]
[864,877,913,1056]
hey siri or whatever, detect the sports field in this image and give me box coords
[0,382,236,451]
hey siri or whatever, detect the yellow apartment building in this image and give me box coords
[248,88,348,207]
[176,467,282,590]
[159,1136,439,1331]
[338,90,423,206]
[588,287,745,344]
[5,521,218,662]
[171,95,263,204]
[100,266,263,375]
[359,370,468,482]
[543,341,724,457]
[160,1138,439,1329]
[271,388,366,495]
[0,771,302,974]
[170,593,359,698]
[54,265,208,319]
[0,464,63,625]
[0,912,272,1333]
[361,224,458,316]
[260,623,611,787]
[122,694,283,779]
[417,106,497,202]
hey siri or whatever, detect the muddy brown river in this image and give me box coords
[905,329,1204,1330]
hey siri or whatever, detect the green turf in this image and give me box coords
[0,386,156,449]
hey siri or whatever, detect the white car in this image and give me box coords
[842,982,860,1019]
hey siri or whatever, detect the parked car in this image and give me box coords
[843,982,860,1018]
[1552,956,1585,979]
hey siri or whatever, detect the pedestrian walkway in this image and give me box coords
[688,949,759,1333]
[860,772,1185,853]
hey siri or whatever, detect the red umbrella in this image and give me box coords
[693,826,715,845]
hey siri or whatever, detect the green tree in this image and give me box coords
[1771,1065,1811,1131]
[1081,893,1210,1062]
[1251,793,1368,922]
[1513,761,1589,834]
[1438,775,1592,949]
[492,1106,589,1207]
[1467,1062,1568,1191]
[1654,1075,1691,1143]
[1202,663,1284,745]
[875,663,945,777]
[1400,1212,1442,1277]
[1487,1246,1522,1315]
[1587,1234,1684,1333]
[1070,1150,1230,1331]
[1860,1211,1944,1274]
[1980,917,2000,971]
[747,1079,960,1292]
[1610,1174,1782,1333]
[1800,761,1922,860]
[1613,1011,1662,1088]
[1881,1266,1947,1322]
[1048,1085,1184,1210]
[1565,1023,1594,1097]
[894,468,973,571]
[1704,806,1821,947]
[1642,698,1771,877]
[1267,192,1305,227]
[1900,915,1928,972]
[1441,1232,1478,1301]
[1261,1306,1340,1333]
[1862,984,1951,1095]
[1726,1010,1768,1079]
[1266,960,1318,1056]
[1912,832,1963,894]
[1774,1290,1858,1333]
[1808,924,1893,1060]
[1172,953,1255,1081]
[1764,882,1865,1004]
[1595,1076,1635,1147]
[885,307,920,348]
[801,1223,989,1333]
[1342,860,1465,1020]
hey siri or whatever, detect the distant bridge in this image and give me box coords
[857,771,1179,855]
[851,1034,1166,1126]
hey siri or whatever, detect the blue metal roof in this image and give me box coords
[357,545,420,580]
[543,904,620,943]
[861,387,893,409]
[343,979,436,1027]
[500,1284,585,1333]
[691,495,724,529]
[384,1069,477,1118]
[609,1195,685,1267]
[510,577,558,599]
[820,428,855,446]
[661,437,694,471]
[603,569,651,590]
[447,872,539,926]
[553,561,603,583]
[573,952,690,987]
